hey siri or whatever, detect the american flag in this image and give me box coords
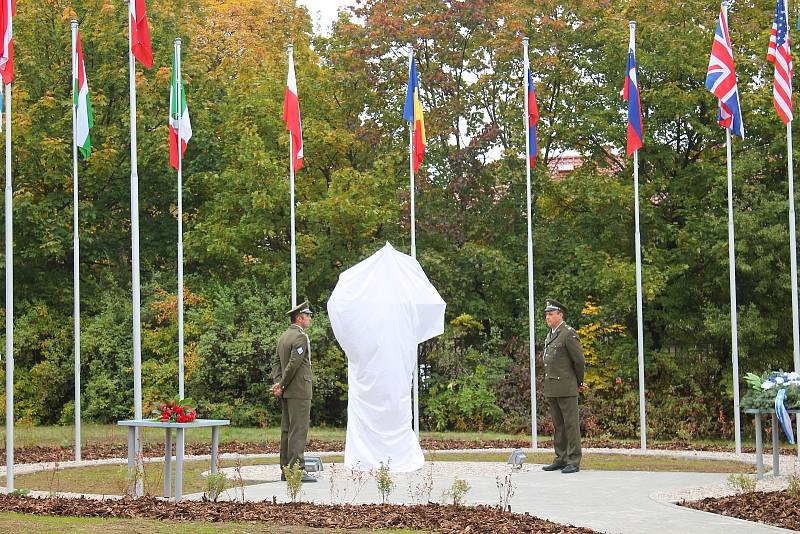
[767,0,793,123]
[705,6,744,138]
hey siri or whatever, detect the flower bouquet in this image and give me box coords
[152,398,198,423]
[741,371,800,411]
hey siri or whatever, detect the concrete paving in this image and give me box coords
[186,459,796,534]
[3,447,796,533]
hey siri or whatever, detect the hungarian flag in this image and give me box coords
[282,51,303,171]
[403,57,426,172]
[169,48,191,170]
[0,0,14,85]
[74,30,93,158]
[130,0,152,68]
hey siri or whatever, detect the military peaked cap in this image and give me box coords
[287,300,313,317]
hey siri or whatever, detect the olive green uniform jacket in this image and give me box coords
[542,322,585,397]
[272,324,313,400]
[272,324,313,469]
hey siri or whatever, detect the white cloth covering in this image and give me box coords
[327,242,446,472]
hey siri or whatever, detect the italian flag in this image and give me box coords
[169,48,191,169]
[74,30,92,158]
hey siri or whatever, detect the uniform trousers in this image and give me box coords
[547,395,582,466]
[280,397,311,470]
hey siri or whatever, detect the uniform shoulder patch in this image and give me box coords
[297,346,304,355]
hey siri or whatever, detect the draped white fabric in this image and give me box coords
[327,243,446,472]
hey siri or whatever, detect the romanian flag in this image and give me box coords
[403,57,426,172]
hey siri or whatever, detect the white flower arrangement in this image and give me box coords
[751,371,800,390]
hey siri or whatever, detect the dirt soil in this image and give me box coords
[1,438,788,465]
[681,490,800,531]
[0,494,599,534]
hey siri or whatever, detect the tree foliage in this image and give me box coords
[0,0,795,439]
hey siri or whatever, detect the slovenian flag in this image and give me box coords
[282,49,303,171]
[527,69,539,167]
[130,0,153,68]
[623,29,643,156]
[74,30,93,158]
[403,57,426,172]
[169,47,191,169]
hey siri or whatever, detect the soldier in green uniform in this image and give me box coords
[271,301,316,482]
[541,299,587,474]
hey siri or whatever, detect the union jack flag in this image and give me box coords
[623,28,643,156]
[705,6,744,138]
[527,69,539,168]
[767,0,793,123]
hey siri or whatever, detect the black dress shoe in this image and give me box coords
[542,463,566,471]
[561,464,580,474]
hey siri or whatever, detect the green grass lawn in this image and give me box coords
[2,450,751,496]
[0,424,345,449]
[0,424,757,451]
[424,451,755,473]
[2,456,341,496]
[0,512,421,533]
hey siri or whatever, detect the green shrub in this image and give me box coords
[426,364,503,431]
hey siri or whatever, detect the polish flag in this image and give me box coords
[0,0,15,84]
[282,52,303,171]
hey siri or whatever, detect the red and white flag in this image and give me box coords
[767,0,793,123]
[282,52,303,171]
[130,0,153,69]
[0,0,15,85]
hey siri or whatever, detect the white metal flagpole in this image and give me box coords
[288,44,297,309]
[71,20,82,462]
[3,45,12,495]
[175,37,185,401]
[409,50,417,260]
[630,21,647,452]
[129,0,142,424]
[522,37,537,451]
[787,119,799,455]
[128,0,144,494]
[782,0,800,457]
[409,47,420,438]
[726,125,742,455]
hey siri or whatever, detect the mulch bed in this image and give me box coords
[680,490,800,531]
[0,494,598,533]
[0,438,790,465]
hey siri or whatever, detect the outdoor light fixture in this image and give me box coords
[304,455,324,473]
[507,448,526,469]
